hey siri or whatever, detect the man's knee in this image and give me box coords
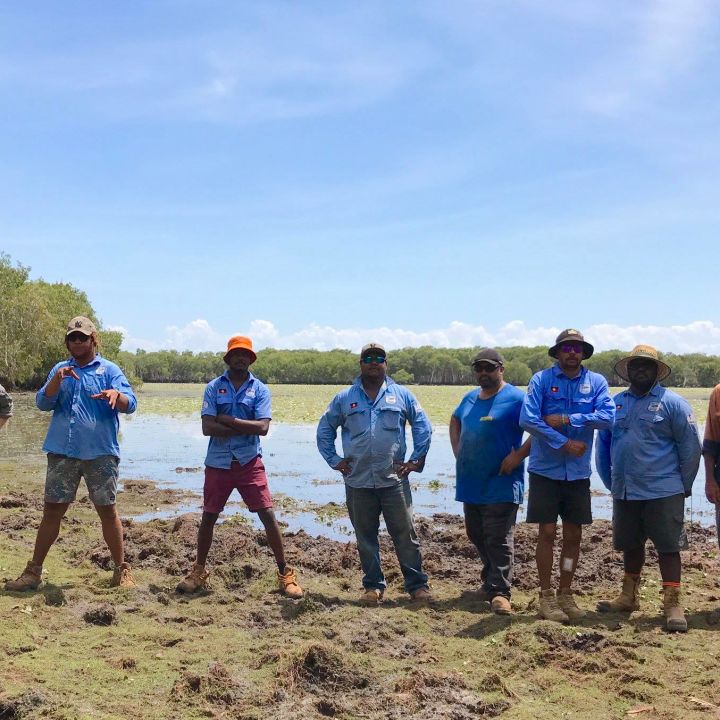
[94,503,118,520]
[200,511,220,528]
[42,502,70,522]
[562,522,582,543]
[537,523,557,542]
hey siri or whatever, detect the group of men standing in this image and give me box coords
[1,319,715,633]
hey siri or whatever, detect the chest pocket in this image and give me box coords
[638,411,668,437]
[83,373,106,396]
[379,405,402,431]
[216,390,233,412]
[346,407,367,437]
[544,386,567,413]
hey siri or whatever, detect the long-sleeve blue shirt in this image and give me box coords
[202,371,272,469]
[595,384,701,500]
[520,364,614,481]
[316,376,432,489]
[36,354,137,460]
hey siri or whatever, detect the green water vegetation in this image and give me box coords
[116,346,720,389]
[2,464,720,719]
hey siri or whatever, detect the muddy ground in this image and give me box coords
[2,483,720,720]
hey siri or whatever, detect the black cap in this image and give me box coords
[471,348,504,367]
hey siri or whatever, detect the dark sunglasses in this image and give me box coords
[473,362,500,372]
[560,343,583,354]
[361,355,386,364]
[67,333,91,343]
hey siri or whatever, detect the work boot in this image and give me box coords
[4,562,43,592]
[176,564,209,594]
[663,585,687,633]
[410,586,432,603]
[597,574,641,612]
[359,588,384,606]
[278,566,304,599]
[491,595,513,615]
[110,562,136,588]
[557,588,587,620]
[538,589,569,623]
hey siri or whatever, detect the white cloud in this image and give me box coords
[118,318,720,355]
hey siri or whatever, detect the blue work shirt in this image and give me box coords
[202,371,271,469]
[595,384,701,500]
[520,364,614,481]
[36,354,137,460]
[316,376,432,489]
[453,384,525,505]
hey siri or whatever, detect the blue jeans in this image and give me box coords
[345,480,428,594]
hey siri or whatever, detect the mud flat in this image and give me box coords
[2,476,720,720]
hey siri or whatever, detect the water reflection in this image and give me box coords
[2,393,717,540]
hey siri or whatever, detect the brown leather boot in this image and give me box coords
[4,562,42,592]
[597,574,641,612]
[557,588,587,620]
[663,585,687,632]
[278,566,304,599]
[538,589,569,623]
[110,562,136,588]
[176,564,209,593]
[491,595,513,615]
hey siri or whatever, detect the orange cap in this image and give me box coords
[223,335,257,363]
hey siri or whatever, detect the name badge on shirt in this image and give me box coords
[385,395,397,405]
[648,402,661,412]
[579,383,591,394]
[95,366,106,375]
[245,389,256,398]
[480,416,493,422]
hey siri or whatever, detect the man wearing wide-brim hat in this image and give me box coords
[520,328,615,623]
[596,344,701,632]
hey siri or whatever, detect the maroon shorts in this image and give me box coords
[203,457,273,514]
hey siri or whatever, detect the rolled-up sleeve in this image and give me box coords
[520,375,567,449]
[316,395,344,468]
[405,393,432,464]
[0,385,12,418]
[595,428,613,491]
[111,368,137,414]
[672,399,701,496]
[568,380,615,430]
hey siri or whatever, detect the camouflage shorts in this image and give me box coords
[45,453,120,506]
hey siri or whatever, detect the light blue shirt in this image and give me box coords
[316,376,432,489]
[520,364,614,481]
[36,354,137,460]
[595,384,701,500]
[202,371,271,469]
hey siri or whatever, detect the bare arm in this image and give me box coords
[202,415,269,437]
[449,415,461,459]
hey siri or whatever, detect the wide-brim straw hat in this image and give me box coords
[614,344,671,383]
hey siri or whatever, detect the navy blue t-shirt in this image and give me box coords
[453,383,525,505]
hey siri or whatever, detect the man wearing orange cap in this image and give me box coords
[176,335,303,598]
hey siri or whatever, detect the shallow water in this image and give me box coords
[2,392,717,540]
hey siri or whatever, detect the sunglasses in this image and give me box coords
[473,362,500,372]
[560,343,583,354]
[67,333,91,343]
[361,355,386,364]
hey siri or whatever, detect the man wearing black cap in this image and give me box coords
[520,329,614,622]
[596,345,700,632]
[317,343,433,605]
[450,348,530,614]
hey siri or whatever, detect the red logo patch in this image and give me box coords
[616,404,623,410]
[219,388,227,394]
[350,402,358,409]
[551,386,559,393]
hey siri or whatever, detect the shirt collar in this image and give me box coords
[222,370,255,387]
[626,382,662,400]
[552,363,586,381]
[68,353,102,368]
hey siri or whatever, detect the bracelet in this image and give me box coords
[562,414,569,426]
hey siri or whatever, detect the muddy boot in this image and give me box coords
[663,585,687,633]
[557,588,587,620]
[490,595,513,615]
[597,574,641,612]
[538,589,569,623]
[278,566,304,599]
[110,562,136,588]
[359,588,384,606]
[4,562,43,592]
[176,564,209,594]
[410,586,432,603]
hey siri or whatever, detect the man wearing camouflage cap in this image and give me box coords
[596,345,701,632]
[317,343,433,605]
[520,328,615,623]
[5,317,137,591]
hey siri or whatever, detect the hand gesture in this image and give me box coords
[58,365,80,381]
[563,439,587,457]
[91,389,121,409]
[334,459,352,477]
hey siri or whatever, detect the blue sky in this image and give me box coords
[2,1,719,353]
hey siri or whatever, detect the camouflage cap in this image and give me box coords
[66,316,97,336]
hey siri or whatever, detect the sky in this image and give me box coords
[1,1,719,354]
